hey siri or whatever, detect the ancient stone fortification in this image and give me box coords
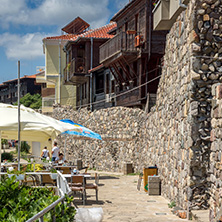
[52,0,222,217]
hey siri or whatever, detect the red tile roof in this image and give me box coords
[44,22,116,41]
[3,73,42,84]
[44,34,78,40]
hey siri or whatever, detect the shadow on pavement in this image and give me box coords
[98,175,120,180]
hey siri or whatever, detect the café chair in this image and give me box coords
[85,173,99,203]
[70,175,86,205]
[41,174,56,186]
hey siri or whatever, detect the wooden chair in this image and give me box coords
[70,175,86,205]
[61,167,71,174]
[85,173,98,203]
[41,174,56,186]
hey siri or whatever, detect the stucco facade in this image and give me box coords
[37,38,76,113]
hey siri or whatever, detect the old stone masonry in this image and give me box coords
[52,0,222,220]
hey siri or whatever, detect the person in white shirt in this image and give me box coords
[41,146,50,159]
[51,142,60,161]
[55,153,67,164]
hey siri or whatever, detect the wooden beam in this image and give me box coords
[117,60,132,81]
[122,56,138,77]
[112,63,125,83]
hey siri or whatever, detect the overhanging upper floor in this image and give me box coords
[153,0,189,30]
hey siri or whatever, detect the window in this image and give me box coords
[77,86,80,101]
[124,22,128,32]
[81,82,87,99]
[106,74,110,94]
[95,72,104,94]
[135,14,139,34]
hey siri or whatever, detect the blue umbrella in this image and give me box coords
[60,119,102,159]
[60,119,102,140]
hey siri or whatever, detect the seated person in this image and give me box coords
[55,153,67,165]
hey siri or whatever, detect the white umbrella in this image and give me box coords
[0,103,80,169]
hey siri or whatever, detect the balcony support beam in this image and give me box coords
[111,63,125,84]
[117,60,132,81]
[122,56,138,78]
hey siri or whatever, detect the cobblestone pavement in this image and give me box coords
[74,171,189,222]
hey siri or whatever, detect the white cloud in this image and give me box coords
[0,32,51,60]
[0,0,110,29]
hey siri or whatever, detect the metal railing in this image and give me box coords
[26,191,73,222]
[57,170,71,196]
[100,31,138,63]
[26,171,72,222]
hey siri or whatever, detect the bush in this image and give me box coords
[0,177,76,221]
[1,153,14,162]
[1,139,8,145]
[14,93,42,109]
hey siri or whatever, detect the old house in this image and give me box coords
[63,20,116,110]
[36,19,81,113]
[0,74,41,104]
[99,0,167,110]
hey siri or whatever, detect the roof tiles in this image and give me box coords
[44,22,116,41]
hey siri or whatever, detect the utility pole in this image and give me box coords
[90,37,93,111]
[17,61,21,171]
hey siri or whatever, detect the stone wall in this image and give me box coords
[210,84,222,221]
[52,0,222,214]
[53,106,147,172]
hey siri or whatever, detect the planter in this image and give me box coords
[3,144,9,149]
[16,174,25,180]
[50,173,57,180]
[8,174,25,180]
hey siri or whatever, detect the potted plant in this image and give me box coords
[50,168,58,180]
[7,168,25,180]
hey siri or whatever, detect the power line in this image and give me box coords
[57,67,162,110]
[57,66,160,101]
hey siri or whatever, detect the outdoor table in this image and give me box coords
[62,174,91,178]
[54,165,77,174]
[63,173,91,184]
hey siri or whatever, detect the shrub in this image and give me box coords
[1,153,13,162]
[1,139,8,145]
[0,177,76,221]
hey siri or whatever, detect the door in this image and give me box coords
[32,142,41,158]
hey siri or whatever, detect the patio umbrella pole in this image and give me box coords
[64,136,67,160]
[17,61,21,171]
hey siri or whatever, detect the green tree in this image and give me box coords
[15,93,42,109]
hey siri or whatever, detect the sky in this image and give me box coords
[0,0,129,83]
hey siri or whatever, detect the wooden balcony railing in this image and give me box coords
[100,31,138,63]
[64,58,86,83]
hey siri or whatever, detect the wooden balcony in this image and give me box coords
[116,88,141,107]
[100,32,139,65]
[63,58,88,85]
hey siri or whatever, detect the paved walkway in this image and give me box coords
[75,171,189,222]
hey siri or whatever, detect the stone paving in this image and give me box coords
[75,171,189,222]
